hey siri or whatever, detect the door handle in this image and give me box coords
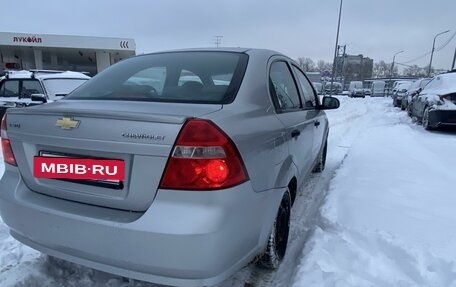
[291,130,301,138]
[314,121,321,127]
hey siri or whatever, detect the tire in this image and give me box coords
[422,106,434,130]
[313,141,327,173]
[258,190,291,269]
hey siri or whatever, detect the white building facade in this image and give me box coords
[0,32,136,75]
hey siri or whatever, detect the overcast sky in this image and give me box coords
[2,0,455,70]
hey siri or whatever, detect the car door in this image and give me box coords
[269,59,315,182]
[291,65,327,161]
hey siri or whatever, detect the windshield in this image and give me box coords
[66,52,248,104]
[42,79,88,99]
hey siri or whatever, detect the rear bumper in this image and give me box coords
[428,109,456,127]
[0,168,283,287]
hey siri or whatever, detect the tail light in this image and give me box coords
[159,119,249,190]
[1,114,17,166]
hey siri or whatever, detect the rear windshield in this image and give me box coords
[66,52,248,104]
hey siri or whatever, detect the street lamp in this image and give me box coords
[388,50,404,96]
[329,0,343,96]
[428,30,450,76]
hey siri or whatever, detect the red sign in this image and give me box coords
[34,156,124,181]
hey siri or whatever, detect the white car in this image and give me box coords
[0,70,90,117]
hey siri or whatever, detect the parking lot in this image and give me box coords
[1,97,454,287]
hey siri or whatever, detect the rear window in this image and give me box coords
[66,52,248,104]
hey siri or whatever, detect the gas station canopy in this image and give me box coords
[0,32,136,75]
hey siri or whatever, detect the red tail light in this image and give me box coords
[1,115,17,166]
[159,119,249,190]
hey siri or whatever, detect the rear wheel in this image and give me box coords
[422,106,434,130]
[258,189,291,269]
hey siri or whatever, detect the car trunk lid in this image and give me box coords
[6,100,222,211]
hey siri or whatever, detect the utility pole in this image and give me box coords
[337,44,347,88]
[388,50,404,96]
[452,47,456,70]
[212,36,223,48]
[428,30,450,76]
[329,0,343,96]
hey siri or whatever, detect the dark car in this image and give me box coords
[409,72,456,130]
[402,78,432,111]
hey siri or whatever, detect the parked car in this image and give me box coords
[0,70,90,118]
[409,72,456,130]
[371,80,386,97]
[312,82,323,95]
[324,81,343,95]
[348,81,363,98]
[389,80,410,96]
[392,81,412,107]
[0,48,340,287]
[402,78,432,111]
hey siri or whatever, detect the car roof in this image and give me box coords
[137,47,286,59]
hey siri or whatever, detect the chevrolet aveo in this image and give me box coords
[0,48,339,286]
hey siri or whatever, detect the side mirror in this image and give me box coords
[30,94,47,103]
[320,96,340,110]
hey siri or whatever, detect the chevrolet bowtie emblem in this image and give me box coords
[56,117,80,130]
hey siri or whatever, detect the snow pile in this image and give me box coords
[292,99,456,286]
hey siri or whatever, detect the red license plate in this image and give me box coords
[34,156,125,181]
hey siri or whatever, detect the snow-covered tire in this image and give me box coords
[258,189,291,269]
[422,106,434,130]
[312,141,327,173]
[407,105,412,117]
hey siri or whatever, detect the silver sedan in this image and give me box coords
[0,48,339,286]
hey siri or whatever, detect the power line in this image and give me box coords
[400,30,455,64]
[435,31,456,52]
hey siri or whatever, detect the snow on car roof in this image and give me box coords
[423,72,456,95]
[3,70,90,80]
[396,81,412,89]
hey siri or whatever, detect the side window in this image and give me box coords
[126,67,167,95]
[211,73,232,86]
[21,80,44,98]
[178,69,203,86]
[1,80,20,97]
[292,66,317,108]
[269,61,301,111]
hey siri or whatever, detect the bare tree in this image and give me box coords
[373,61,396,78]
[403,65,427,77]
[316,60,326,72]
[297,57,316,72]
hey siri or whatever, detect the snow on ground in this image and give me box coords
[0,97,455,286]
[292,97,456,287]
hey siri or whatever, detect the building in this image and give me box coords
[0,32,136,75]
[336,54,373,87]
